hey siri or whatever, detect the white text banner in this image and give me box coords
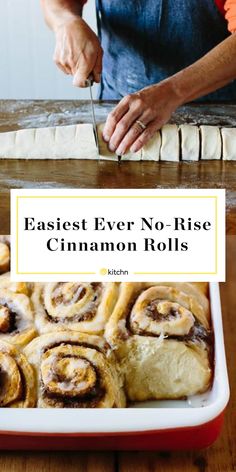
[11,189,225,282]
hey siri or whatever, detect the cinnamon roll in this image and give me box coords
[105,283,212,401]
[24,331,125,408]
[0,340,36,407]
[33,282,119,335]
[0,240,10,274]
[0,272,29,295]
[0,288,37,347]
[0,236,29,294]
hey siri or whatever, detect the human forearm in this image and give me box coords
[40,0,83,31]
[171,33,236,104]
[103,34,236,154]
[40,0,102,86]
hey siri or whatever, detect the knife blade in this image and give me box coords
[85,74,99,154]
[85,74,121,163]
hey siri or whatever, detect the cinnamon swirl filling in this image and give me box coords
[0,341,36,407]
[0,351,23,406]
[0,304,17,334]
[39,343,108,407]
[45,282,103,323]
[129,287,195,337]
[127,286,212,348]
[0,290,36,347]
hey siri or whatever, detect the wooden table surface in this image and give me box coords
[0,235,235,471]
[0,101,235,469]
[0,100,236,234]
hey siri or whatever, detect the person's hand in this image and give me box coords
[53,17,103,87]
[102,80,181,154]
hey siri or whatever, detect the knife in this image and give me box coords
[85,74,121,163]
[85,74,99,155]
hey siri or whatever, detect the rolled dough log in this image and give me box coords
[200,125,222,160]
[179,125,200,161]
[0,124,98,160]
[0,122,233,162]
[221,127,236,160]
[0,123,144,161]
[141,131,161,161]
[160,124,180,161]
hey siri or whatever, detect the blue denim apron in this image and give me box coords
[96,0,236,101]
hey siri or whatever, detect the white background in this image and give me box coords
[0,0,98,99]
[11,189,225,282]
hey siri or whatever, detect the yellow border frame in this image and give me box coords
[15,195,218,276]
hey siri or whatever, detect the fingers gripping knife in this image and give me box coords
[85,74,122,163]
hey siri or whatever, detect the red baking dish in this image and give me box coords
[0,283,229,450]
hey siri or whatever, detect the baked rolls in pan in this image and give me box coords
[0,278,213,408]
[105,283,212,401]
[24,331,125,408]
[32,282,119,335]
[0,340,36,407]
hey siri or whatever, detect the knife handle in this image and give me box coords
[85,73,94,87]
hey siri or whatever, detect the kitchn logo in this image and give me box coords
[99,268,129,276]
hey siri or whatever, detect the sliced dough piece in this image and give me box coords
[179,125,200,161]
[141,131,161,161]
[0,124,98,160]
[73,124,98,160]
[97,123,117,161]
[97,123,142,161]
[34,127,57,158]
[15,128,36,158]
[221,127,236,160]
[160,124,180,161]
[0,130,17,158]
[200,125,222,160]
